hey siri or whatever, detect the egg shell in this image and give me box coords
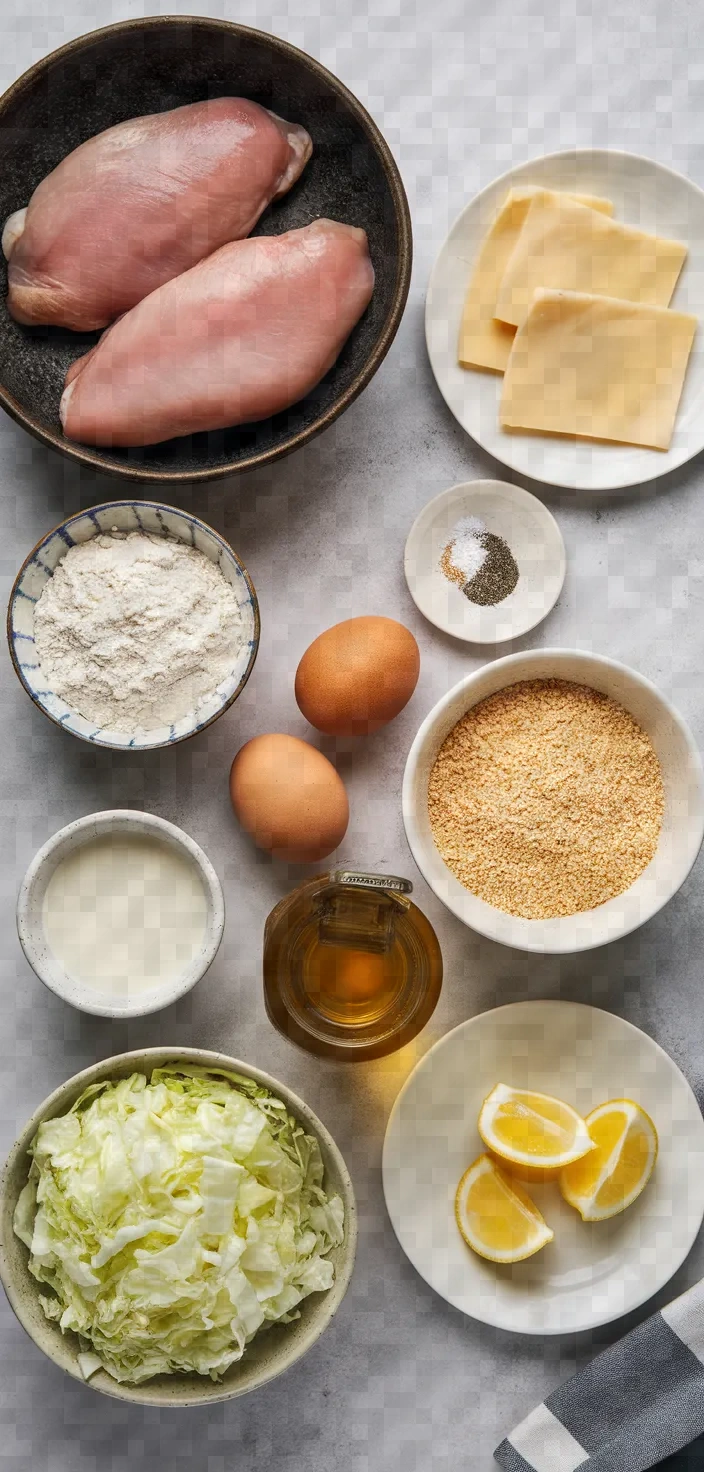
[295,615,420,736]
[229,733,349,863]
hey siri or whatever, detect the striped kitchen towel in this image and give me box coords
[495,1279,704,1471]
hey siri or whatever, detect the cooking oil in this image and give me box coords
[263,871,443,1060]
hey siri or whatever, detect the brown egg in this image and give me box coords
[295,615,420,737]
[229,733,349,862]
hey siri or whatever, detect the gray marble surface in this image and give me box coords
[2,1,704,1467]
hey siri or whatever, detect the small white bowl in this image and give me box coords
[17,810,225,1017]
[403,649,704,954]
[7,500,259,751]
[404,479,565,643]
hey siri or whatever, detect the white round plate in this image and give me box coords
[404,479,565,643]
[382,1001,704,1334]
[426,149,704,491]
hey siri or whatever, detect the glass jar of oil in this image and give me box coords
[263,870,443,1060]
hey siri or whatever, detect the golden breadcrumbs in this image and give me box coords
[428,679,664,920]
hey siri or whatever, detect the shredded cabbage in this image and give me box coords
[14,1067,344,1384]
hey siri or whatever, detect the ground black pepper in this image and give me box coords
[462,532,519,605]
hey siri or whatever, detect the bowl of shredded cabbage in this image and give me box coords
[0,1049,356,1404]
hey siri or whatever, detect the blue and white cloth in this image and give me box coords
[495,1280,704,1471]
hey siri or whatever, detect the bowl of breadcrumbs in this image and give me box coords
[403,649,704,953]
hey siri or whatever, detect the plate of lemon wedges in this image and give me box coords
[382,1000,704,1333]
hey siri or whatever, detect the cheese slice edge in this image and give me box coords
[457,188,614,373]
[499,289,697,451]
[495,195,688,329]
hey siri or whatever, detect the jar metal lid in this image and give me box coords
[328,869,413,895]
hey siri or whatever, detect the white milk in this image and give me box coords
[42,833,208,998]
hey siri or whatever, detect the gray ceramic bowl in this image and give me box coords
[0,1048,357,1405]
[0,16,412,482]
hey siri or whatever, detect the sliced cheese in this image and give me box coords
[457,188,614,373]
[495,195,687,329]
[499,290,697,451]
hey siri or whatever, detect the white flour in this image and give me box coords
[33,531,247,733]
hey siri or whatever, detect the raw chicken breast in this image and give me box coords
[60,220,375,447]
[4,98,312,331]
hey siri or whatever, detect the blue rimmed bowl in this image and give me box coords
[7,501,260,750]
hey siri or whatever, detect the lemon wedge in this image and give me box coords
[478,1083,594,1171]
[455,1153,554,1263]
[559,1099,658,1221]
[487,1152,561,1184]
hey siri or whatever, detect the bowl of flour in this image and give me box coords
[7,501,259,749]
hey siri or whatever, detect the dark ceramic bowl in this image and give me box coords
[0,17,412,482]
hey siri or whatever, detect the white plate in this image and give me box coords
[382,1001,704,1334]
[426,149,704,491]
[404,479,565,643]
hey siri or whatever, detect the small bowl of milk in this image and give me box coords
[17,810,225,1017]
